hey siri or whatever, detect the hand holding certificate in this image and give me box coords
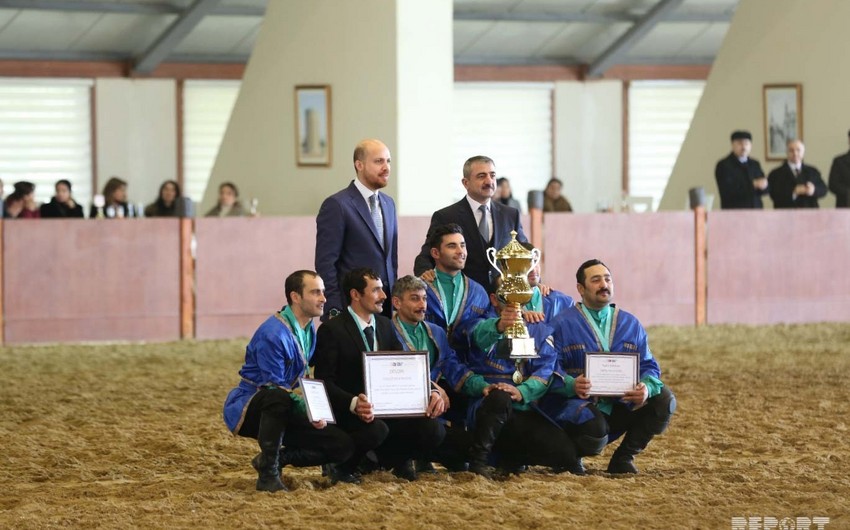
[585,352,639,397]
[363,351,430,417]
[299,378,336,424]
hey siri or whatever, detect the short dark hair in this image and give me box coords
[730,130,752,142]
[56,179,72,191]
[462,155,495,179]
[392,275,426,299]
[342,267,380,306]
[576,259,608,285]
[496,177,509,186]
[428,223,464,250]
[13,181,35,195]
[219,182,239,197]
[546,178,563,189]
[284,270,319,305]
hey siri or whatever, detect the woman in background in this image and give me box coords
[91,177,130,218]
[40,179,85,218]
[144,180,181,217]
[14,181,40,219]
[205,182,245,217]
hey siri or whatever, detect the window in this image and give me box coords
[182,80,241,203]
[628,80,705,210]
[0,78,93,208]
[453,83,553,211]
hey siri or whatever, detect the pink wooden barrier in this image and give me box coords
[3,219,181,344]
[543,212,697,326]
[706,210,850,324]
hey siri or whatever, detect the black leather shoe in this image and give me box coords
[392,459,418,481]
[327,464,362,485]
[468,461,495,479]
[607,457,638,475]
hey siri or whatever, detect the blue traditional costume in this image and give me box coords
[524,286,575,323]
[223,308,355,491]
[423,269,490,361]
[539,303,676,473]
[440,318,581,475]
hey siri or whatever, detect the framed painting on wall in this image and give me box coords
[295,85,332,167]
[763,84,802,161]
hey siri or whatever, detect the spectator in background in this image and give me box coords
[543,178,573,212]
[714,130,768,209]
[4,191,25,219]
[144,180,181,217]
[91,177,130,218]
[767,139,827,209]
[496,177,521,212]
[828,129,850,208]
[13,182,40,219]
[40,179,84,218]
[205,182,245,217]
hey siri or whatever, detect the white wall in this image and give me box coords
[95,78,177,208]
[554,81,623,213]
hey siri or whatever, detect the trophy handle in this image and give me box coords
[486,247,502,277]
[530,248,541,270]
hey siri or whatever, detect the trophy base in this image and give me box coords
[495,337,539,360]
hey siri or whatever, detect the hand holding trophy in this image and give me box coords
[486,231,541,384]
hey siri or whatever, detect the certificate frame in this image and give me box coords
[362,350,431,418]
[585,352,639,397]
[298,378,336,424]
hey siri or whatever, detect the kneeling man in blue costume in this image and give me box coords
[440,276,582,478]
[222,270,363,492]
[540,259,676,474]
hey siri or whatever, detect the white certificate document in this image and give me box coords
[585,352,639,397]
[363,351,430,417]
[299,378,336,424]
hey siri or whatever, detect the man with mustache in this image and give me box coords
[414,155,527,293]
[316,139,398,321]
[539,259,676,475]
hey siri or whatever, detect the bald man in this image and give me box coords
[316,139,399,321]
[767,139,827,209]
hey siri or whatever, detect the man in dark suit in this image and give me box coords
[312,268,445,481]
[828,129,850,208]
[715,130,769,209]
[315,139,398,321]
[768,139,827,209]
[414,155,527,291]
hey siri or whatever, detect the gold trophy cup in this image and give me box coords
[486,231,541,383]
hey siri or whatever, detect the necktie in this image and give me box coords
[363,325,375,351]
[369,194,384,248]
[478,204,490,242]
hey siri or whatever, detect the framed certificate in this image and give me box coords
[362,351,431,417]
[585,352,639,397]
[299,378,336,424]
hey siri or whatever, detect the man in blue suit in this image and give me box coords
[414,155,527,292]
[316,139,398,320]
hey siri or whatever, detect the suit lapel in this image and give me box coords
[346,183,384,251]
[340,309,367,353]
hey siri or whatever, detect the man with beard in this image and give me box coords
[414,156,527,292]
[316,139,398,320]
[540,259,676,475]
[312,268,445,481]
[222,271,359,492]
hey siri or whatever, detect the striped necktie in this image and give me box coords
[369,194,384,247]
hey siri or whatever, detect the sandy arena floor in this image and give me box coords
[1,323,848,529]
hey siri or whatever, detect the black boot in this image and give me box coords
[607,388,676,475]
[255,415,287,492]
[468,391,512,479]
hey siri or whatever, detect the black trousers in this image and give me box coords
[563,386,676,456]
[238,387,354,464]
[332,407,390,471]
[376,417,446,468]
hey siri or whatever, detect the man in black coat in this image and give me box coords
[414,155,527,291]
[714,130,769,209]
[828,129,850,208]
[311,268,445,481]
[768,139,827,209]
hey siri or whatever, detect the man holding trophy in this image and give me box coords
[540,259,676,474]
[438,233,583,478]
